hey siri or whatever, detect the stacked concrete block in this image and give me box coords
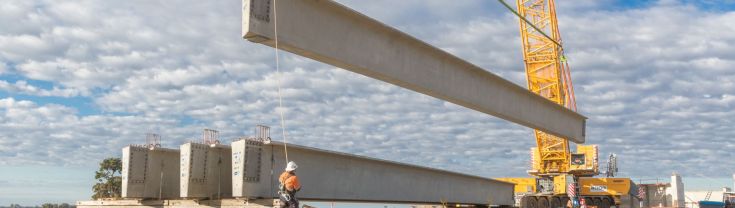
[180,143,232,199]
[121,145,180,199]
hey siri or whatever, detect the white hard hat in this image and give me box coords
[285,161,298,171]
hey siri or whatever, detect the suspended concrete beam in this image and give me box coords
[122,146,180,199]
[232,140,515,206]
[241,0,586,143]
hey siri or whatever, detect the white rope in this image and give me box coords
[272,0,289,163]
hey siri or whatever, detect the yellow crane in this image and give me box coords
[496,1,638,208]
[514,0,589,176]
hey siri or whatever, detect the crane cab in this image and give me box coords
[568,145,599,176]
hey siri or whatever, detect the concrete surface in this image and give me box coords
[121,146,180,199]
[180,143,233,199]
[233,140,515,206]
[241,0,586,143]
[639,183,673,208]
[232,139,264,197]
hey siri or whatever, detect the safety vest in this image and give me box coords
[279,174,293,192]
[279,172,301,193]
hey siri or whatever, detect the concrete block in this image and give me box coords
[121,146,180,199]
[232,139,265,197]
[180,143,232,199]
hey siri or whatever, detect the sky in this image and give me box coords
[0,0,734,205]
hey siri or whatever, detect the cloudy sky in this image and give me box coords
[1,0,735,205]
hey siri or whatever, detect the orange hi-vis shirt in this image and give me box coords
[279,171,301,192]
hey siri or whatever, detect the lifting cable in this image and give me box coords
[497,0,562,48]
[272,0,290,163]
[496,0,570,64]
[497,0,578,111]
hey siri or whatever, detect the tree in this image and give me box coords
[92,157,122,199]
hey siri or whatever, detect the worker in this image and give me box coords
[278,161,301,208]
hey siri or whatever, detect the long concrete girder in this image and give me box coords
[76,199,277,208]
[241,0,586,143]
[232,140,515,206]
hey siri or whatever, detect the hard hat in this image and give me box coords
[285,161,298,171]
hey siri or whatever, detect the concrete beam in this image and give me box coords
[241,0,586,143]
[180,143,233,199]
[122,146,180,199]
[76,199,276,208]
[232,140,515,206]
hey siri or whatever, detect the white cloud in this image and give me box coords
[0,97,199,166]
[0,80,85,97]
[1,0,735,185]
[16,59,130,90]
[0,61,6,74]
[0,34,52,61]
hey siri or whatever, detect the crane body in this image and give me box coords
[496,1,637,208]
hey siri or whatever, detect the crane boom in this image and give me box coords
[516,0,576,175]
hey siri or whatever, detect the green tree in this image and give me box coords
[92,157,122,199]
